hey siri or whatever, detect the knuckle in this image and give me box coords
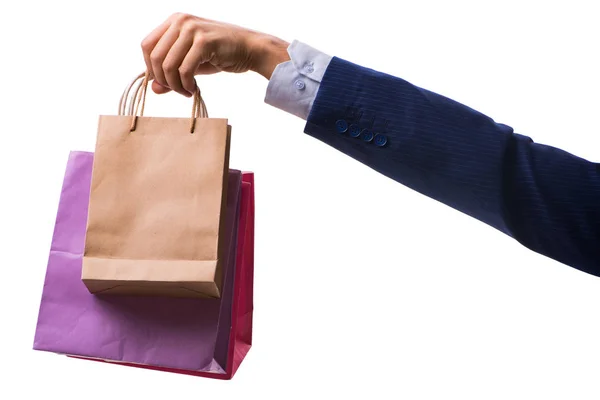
[140,38,152,52]
[162,60,177,73]
[178,65,192,76]
[171,12,192,23]
[194,34,207,48]
[150,52,162,65]
[180,22,196,36]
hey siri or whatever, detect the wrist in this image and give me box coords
[249,34,290,80]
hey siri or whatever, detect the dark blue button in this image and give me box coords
[361,129,374,142]
[349,124,361,137]
[335,120,348,133]
[374,134,388,147]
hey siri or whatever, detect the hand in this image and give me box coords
[141,13,290,97]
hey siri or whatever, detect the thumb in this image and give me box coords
[152,81,172,94]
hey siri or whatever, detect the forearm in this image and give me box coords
[304,57,600,273]
[305,57,516,232]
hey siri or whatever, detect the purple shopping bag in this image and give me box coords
[33,151,244,374]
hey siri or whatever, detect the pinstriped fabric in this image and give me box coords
[304,57,600,275]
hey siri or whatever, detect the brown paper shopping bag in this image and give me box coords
[82,72,231,298]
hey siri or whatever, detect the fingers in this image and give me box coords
[141,20,170,81]
[163,34,194,97]
[149,25,180,89]
[179,40,212,95]
[142,13,244,98]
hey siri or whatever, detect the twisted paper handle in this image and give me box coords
[118,72,208,133]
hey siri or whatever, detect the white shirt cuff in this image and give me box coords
[264,40,333,120]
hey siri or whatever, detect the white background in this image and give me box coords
[1,1,599,399]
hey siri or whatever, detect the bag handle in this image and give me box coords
[118,72,208,133]
[118,72,143,116]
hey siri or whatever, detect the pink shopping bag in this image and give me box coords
[33,151,254,379]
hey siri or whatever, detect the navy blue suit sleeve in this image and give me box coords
[304,57,600,275]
